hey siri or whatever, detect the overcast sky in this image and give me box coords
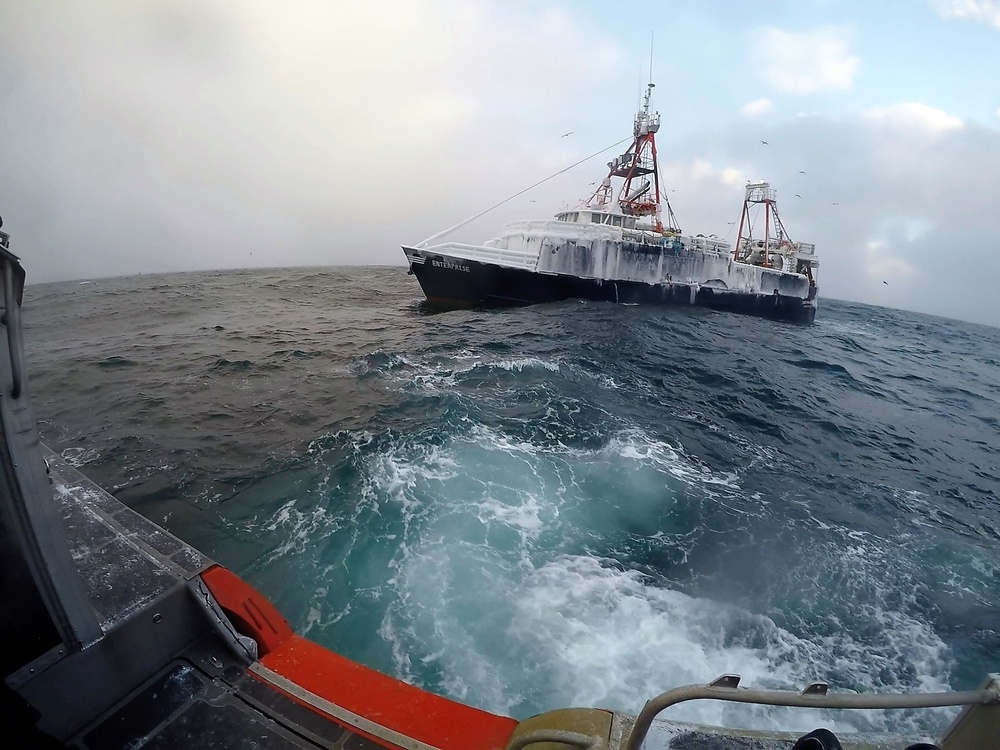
[1,0,999,325]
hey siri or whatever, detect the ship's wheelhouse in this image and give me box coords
[555,210,637,229]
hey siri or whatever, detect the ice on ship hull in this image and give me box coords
[405,245,818,323]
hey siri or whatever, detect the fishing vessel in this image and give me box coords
[1,228,995,749]
[403,84,820,323]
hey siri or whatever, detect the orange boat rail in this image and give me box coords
[201,564,516,750]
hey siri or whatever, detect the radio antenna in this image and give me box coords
[648,32,654,83]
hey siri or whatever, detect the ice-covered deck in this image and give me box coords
[425,241,540,270]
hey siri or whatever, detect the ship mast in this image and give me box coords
[589,82,679,233]
[617,83,660,219]
[732,181,792,268]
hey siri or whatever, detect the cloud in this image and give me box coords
[740,98,773,116]
[754,27,859,94]
[930,0,1000,29]
[864,239,918,284]
[0,0,623,282]
[862,218,933,284]
[864,103,964,134]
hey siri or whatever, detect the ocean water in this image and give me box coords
[23,267,1000,736]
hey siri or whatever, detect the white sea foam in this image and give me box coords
[60,445,101,467]
[254,501,341,567]
[406,354,563,391]
[389,538,955,733]
[473,493,547,537]
[295,422,961,735]
[492,357,561,372]
[968,552,1000,583]
[508,555,835,728]
[607,432,740,491]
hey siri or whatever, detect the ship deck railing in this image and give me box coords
[509,673,1000,750]
[620,673,1000,750]
[438,242,539,270]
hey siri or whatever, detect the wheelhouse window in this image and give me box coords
[592,213,620,225]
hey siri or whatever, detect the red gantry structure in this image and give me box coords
[733,180,817,285]
[588,82,680,233]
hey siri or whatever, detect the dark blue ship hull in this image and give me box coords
[405,248,817,324]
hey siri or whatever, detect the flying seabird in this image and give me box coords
[561,131,574,138]
[799,170,806,174]
[761,140,769,145]
[795,194,802,198]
